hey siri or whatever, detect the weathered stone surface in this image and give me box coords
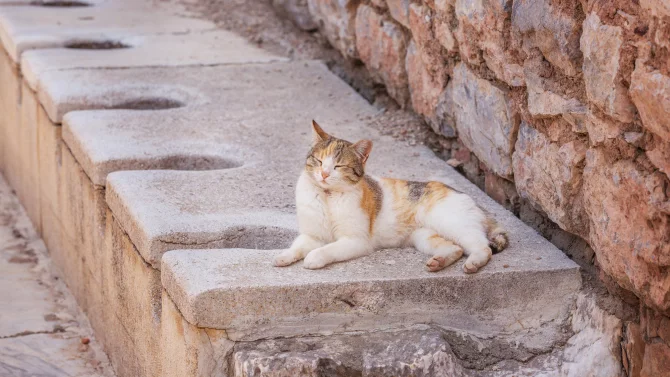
[308,0,360,58]
[560,294,624,377]
[363,331,465,377]
[630,63,670,142]
[21,30,284,91]
[524,66,586,118]
[512,122,588,236]
[583,110,628,146]
[454,0,524,86]
[355,5,410,107]
[405,41,447,129]
[623,323,645,377]
[162,291,233,377]
[640,343,670,377]
[434,17,457,53]
[647,142,670,179]
[641,0,670,18]
[0,0,215,63]
[583,149,670,313]
[512,0,582,76]
[272,0,318,31]
[581,13,636,123]
[387,0,411,28]
[408,3,446,77]
[449,62,519,177]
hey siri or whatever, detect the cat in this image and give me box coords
[273,120,508,273]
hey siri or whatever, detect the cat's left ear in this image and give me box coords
[353,140,373,164]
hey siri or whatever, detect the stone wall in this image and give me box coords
[272,0,670,375]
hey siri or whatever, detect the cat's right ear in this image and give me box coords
[311,120,330,144]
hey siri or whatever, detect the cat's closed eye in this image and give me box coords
[334,165,345,169]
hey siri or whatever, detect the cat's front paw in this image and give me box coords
[303,251,329,269]
[273,250,299,267]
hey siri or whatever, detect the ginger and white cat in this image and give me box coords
[273,120,508,273]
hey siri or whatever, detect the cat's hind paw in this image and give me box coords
[273,250,299,267]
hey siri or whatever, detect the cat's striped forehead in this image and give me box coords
[311,138,356,161]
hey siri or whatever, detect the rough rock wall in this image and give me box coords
[272,0,670,374]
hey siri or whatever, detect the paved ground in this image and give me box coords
[0,174,114,377]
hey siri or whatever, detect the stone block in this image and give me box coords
[386,0,411,28]
[449,62,519,178]
[17,82,40,232]
[640,343,670,377]
[512,122,588,236]
[512,0,582,76]
[454,0,524,86]
[583,149,670,313]
[523,61,586,119]
[630,63,670,143]
[641,0,670,18]
[581,13,636,123]
[162,246,579,346]
[647,141,670,179]
[408,3,446,77]
[103,211,162,377]
[308,0,360,58]
[162,291,233,377]
[355,4,410,107]
[405,41,447,129]
[0,48,21,189]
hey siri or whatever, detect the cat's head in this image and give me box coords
[305,120,372,190]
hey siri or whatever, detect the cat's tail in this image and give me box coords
[486,219,509,254]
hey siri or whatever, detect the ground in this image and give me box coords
[0,175,114,377]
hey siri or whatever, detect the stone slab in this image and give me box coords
[162,246,580,341]
[0,0,215,63]
[21,29,285,91]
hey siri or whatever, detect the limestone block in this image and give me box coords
[355,4,410,107]
[162,246,579,347]
[512,122,589,237]
[630,63,670,143]
[583,149,670,313]
[512,0,582,76]
[449,62,519,178]
[271,0,318,31]
[103,212,162,377]
[454,0,524,86]
[405,41,447,130]
[307,0,360,58]
[581,13,636,123]
[0,48,20,189]
[17,82,40,232]
[162,291,233,377]
[386,0,411,28]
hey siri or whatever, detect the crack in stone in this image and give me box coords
[0,327,65,340]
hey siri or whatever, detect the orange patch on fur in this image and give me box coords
[360,176,383,234]
[381,178,417,228]
[428,234,449,249]
[419,181,453,211]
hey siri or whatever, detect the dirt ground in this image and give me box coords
[0,175,115,377]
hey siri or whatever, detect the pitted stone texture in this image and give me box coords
[307,0,360,58]
[21,30,284,91]
[512,0,582,76]
[583,149,670,314]
[387,0,411,28]
[454,0,524,87]
[448,62,519,177]
[524,60,586,119]
[630,63,670,142]
[580,13,636,123]
[232,329,466,377]
[512,122,588,237]
[641,0,670,18]
[355,4,410,107]
[0,0,215,63]
[406,40,447,130]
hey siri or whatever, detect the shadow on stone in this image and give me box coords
[30,0,90,7]
[64,40,130,50]
[140,155,244,172]
[109,98,185,111]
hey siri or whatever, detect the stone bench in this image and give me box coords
[0,1,582,376]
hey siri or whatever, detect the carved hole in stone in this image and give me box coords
[143,155,243,172]
[64,40,130,50]
[109,98,185,111]
[31,0,91,6]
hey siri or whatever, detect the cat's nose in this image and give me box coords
[321,171,330,179]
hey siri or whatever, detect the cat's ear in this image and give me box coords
[353,139,373,164]
[311,120,330,144]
